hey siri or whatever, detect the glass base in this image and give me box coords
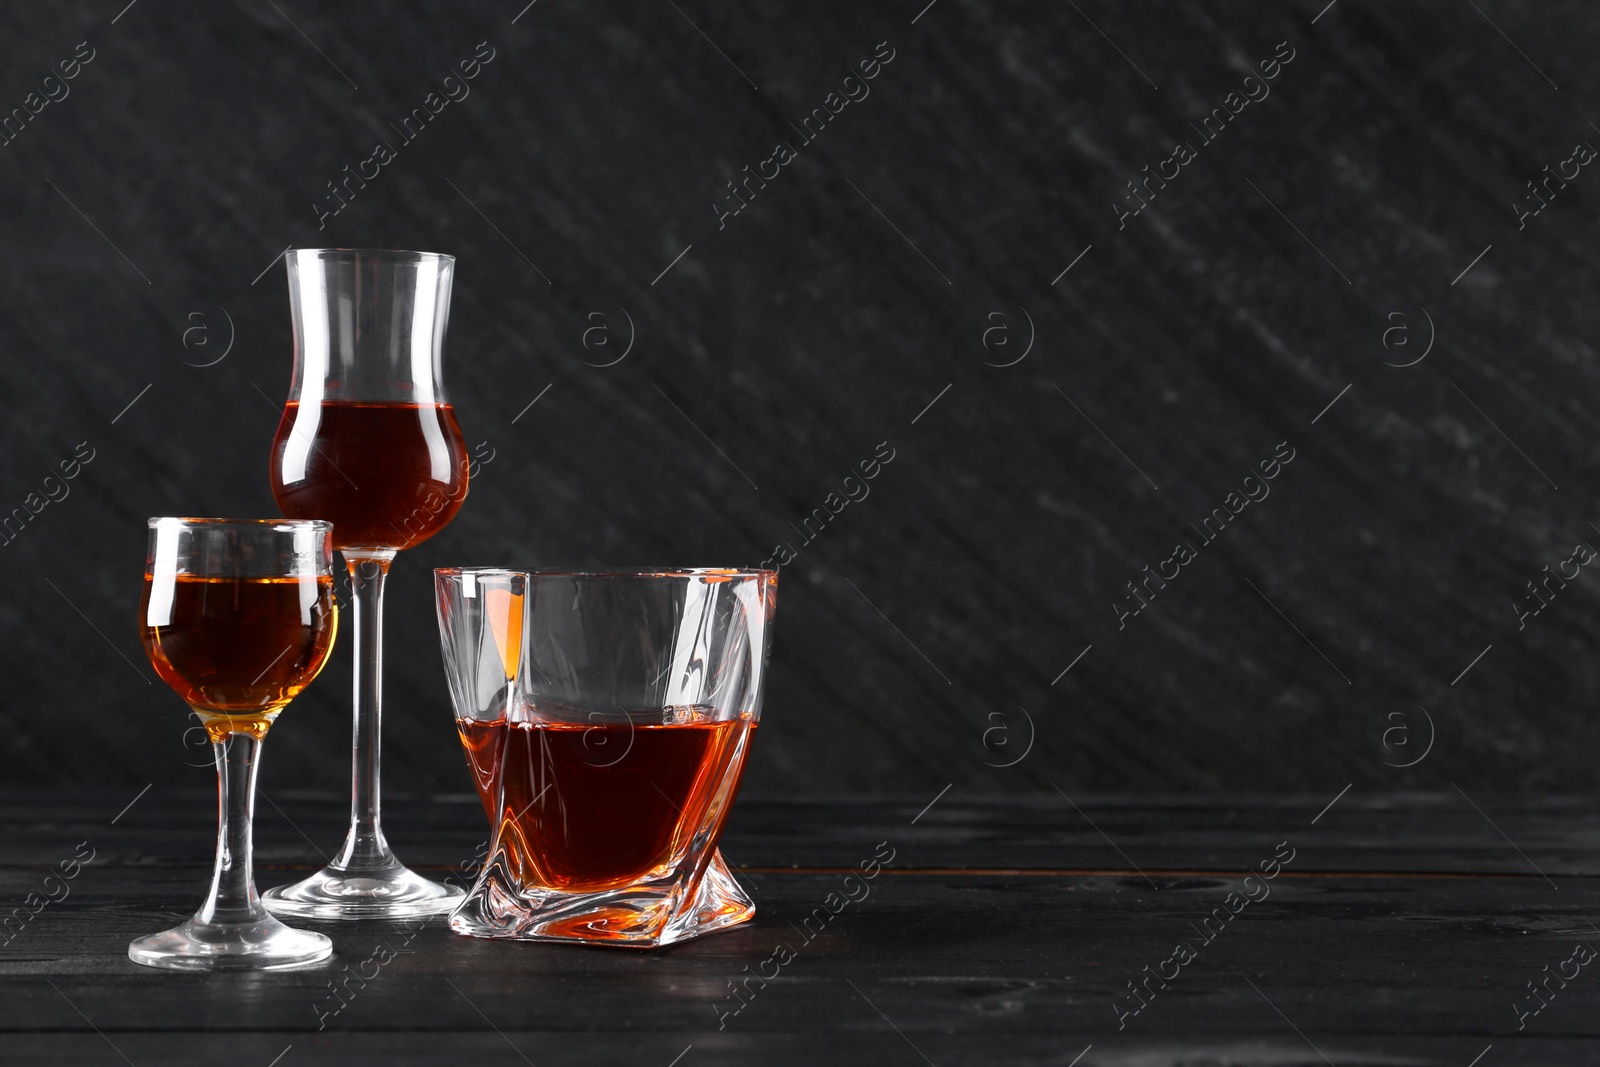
[128,913,332,971]
[262,861,464,919]
[449,848,754,948]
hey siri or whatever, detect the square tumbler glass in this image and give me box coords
[434,567,776,947]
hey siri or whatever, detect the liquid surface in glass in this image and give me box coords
[270,400,468,551]
[456,710,753,891]
[141,574,337,714]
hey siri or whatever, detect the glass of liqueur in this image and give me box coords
[435,568,777,947]
[263,248,469,919]
[132,518,338,970]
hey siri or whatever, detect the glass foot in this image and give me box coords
[129,913,331,971]
[450,848,754,948]
[262,861,464,919]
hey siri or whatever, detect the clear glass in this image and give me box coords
[264,248,467,919]
[131,518,338,970]
[436,567,778,947]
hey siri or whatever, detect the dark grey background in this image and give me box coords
[2,0,1596,798]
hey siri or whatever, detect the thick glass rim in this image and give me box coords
[435,566,777,580]
[148,517,333,532]
[289,247,455,263]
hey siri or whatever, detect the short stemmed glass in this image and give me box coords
[131,518,338,970]
[264,248,468,918]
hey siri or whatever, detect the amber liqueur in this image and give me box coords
[271,400,467,551]
[456,711,754,891]
[141,574,336,737]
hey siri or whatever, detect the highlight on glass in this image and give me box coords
[264,247,469,919]
[131,518,338,970]
[436,567,777,947]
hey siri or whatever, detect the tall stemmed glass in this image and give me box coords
[132,518,338,969]
[263,248,469,918]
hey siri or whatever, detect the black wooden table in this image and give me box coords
[3,787,1598,1065]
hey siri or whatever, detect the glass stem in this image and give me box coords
[335,552,398,872]
[197,729,266,925]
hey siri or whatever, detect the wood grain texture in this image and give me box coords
[1,1,1599,793]
[3,791,1600,1065]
